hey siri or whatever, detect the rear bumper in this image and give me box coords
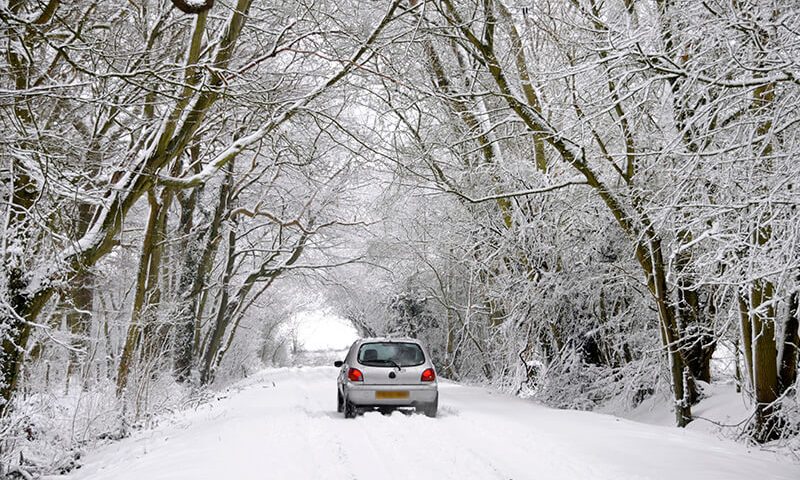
[345,382,438,407]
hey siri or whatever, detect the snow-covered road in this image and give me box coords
[57,367,799,480]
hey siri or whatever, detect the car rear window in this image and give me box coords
[358,342,425,367]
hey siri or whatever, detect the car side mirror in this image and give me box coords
[334,361,343,368]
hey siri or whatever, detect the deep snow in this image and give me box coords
[51,367,800,480]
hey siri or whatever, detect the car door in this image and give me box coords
[338,341,360,389]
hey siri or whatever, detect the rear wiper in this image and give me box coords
[385,359,402,371]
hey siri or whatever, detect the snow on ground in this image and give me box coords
[50,367,800,480]
[618,381,753,431]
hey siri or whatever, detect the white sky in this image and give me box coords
[292,309,359,351]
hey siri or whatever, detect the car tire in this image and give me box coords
[421,395,438,418]
[337,390,344,413]
[344,398,357,419]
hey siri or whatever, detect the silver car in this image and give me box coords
[335,338,438,418]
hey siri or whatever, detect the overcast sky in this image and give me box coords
[293,310,359,351]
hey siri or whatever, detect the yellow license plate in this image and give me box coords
[376,390,409,400]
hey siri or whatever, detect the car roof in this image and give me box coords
[356,337,422,345]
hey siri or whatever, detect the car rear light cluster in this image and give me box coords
[348,368,364,382]
[420,368,436,382]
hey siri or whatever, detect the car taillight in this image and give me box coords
[348,368,364,382]
[421,368,436,382]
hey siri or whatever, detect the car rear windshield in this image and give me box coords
[358,342,425,367]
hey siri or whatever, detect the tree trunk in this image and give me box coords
[444,309,456,378]
[139,187,173,368]
[0,277,35,416]
[0,167,39,415]
[738,293,755,391]
[65,202,96,393]
[64,273,93,392]
[676,285,714,384]
[674,228,713,401]
[636,238,692,426]
[172,183,202,382]
[778,281,799,393]
[175,163,231,382]
[199,228,238,385]
[116,190,164,398]
[750,278,780,442]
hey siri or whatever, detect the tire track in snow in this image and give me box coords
[293,372,360,479]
